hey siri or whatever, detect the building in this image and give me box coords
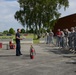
[53,13,76,34]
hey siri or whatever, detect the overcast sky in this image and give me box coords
[0,0,76,32]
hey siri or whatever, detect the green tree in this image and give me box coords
[3,30,9,34]
[9,28,15,34]
[21,28,25,33]
[14,0,69,38]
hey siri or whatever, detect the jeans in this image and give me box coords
[74,39,76,51]
[56,37,62,47]
[60,37,65,47]
[16,42,21,55]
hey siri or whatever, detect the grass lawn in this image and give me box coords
[0,34,39,44]
[33,39,39,44]
[0,36,14,39]
[25,34,34,38]
[25,34,39,44]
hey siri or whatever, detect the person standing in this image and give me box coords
[46,32,49,44]
[15,29,22,56]
[73,27,76,53]
[49,30,54,45]
[69,27,75,50]
[56,29,62,47]
[64,29,70,48]
[60,31,65,48]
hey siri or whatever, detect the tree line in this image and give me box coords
[2,28,26,35]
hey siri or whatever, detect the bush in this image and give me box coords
[9,28,15,34]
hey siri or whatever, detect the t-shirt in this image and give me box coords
[16,32,20,43]
[49,32,54,37]
[56,31,62,37]
[64,31,70,37]
[61,31,65,37]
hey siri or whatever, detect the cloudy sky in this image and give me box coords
[0,0,76,32]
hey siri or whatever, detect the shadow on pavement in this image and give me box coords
[44,48,72,54]
[0,55,16,57]
[63,55,76,58]
[21,55,30,59]
[0,54,30,59]
[66,61,76,64]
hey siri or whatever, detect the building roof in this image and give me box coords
[60,13,76,19]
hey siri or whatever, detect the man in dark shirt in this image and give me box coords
[16,29,22,56]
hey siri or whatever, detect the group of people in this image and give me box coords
[46,27,76,53]
[15,27,76,56]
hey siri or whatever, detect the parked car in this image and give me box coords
[24,34,28,36]
[0,34,3,36]
[7,34,12,36]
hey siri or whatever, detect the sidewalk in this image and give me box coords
[0,44,76,75]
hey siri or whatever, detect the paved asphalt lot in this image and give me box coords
[0,44,76,75]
